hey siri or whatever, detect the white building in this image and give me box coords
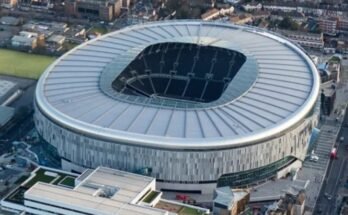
[1,166,209,215]
[201,7,234,20]
[11,35,37,49]
[242,3,262,11]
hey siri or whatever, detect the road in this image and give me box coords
[0,77,36,155]
[315,108,348,214]
[311,59,348,214]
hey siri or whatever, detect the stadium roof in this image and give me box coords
[35,20,320,150]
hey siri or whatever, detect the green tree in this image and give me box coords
[279,17,299,30]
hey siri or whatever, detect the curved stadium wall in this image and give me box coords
[34,20,320,194]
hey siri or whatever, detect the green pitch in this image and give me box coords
[0,49,55,79]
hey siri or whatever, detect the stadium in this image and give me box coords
[34,20,320,194]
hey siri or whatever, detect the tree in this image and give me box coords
[278,17,299,31]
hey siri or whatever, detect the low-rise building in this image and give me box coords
[22,22,68,38]
[10,30,42,50]
[338,18,348,32]
[242,2,262,11]
[0,16,20,26]
[65,0,122,21]
[230,13,252,25]
[19,31,38,38]
[1,166,210,215]
[64,25,87,44]
[0,79,18,106]
[201,8,219,20]
[266,191,306,215]
[49,22,69,33]
[278,30,324,50]
[321,81,336,116]
[213,187,250,215]
[262,5,297,12]
[270,11,306,23]
[11,35,37,50]
[318,17,338,35]
[0,0,17,8]
[252,10,270,19]
[0,105,15,129]
[337,40,348,54]
[201,7,234,21]
[46,34,65,51]
[22,23,54,38]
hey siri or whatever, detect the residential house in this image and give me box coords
[278,30,324,50]
[242,2,262,11]
[0,0,17,8]
[46,34,65,52]
[338,18,348,32]
[64,25,87,44]
[0,16,20,26]
[64,0,122,21]
[318,17,338,35]
[11,35,37,49]
[230,13,252,25]
[201,7,234,21]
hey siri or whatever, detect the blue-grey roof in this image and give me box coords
[35,20,320,150]
[0,105,14,127]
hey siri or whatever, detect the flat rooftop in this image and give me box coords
[25,167,167,215]
[250,178,308,202]
[0,80,16,98]
[74,167,154,202]
[0,105,14,127]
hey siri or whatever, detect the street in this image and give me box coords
[315,109,348,214]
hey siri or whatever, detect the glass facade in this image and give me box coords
[217,156,295,188]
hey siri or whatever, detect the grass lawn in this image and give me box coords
[23,169,56,188]
[63,42,79,51]
[179,207,205,215]
[0,48,55,79]
[59,176,75,188]
[143,191,160,203]
[6,187,28,204]
[14,175,30,185]
[89,26,108,35]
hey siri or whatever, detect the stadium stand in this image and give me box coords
[112,42,246,103]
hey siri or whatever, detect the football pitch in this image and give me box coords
[0,49,55,79]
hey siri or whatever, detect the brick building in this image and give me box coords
[318,17,338,35]
[279,30,324,50]
[65,0,122,21]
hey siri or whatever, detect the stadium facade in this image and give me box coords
[34,21,320,194]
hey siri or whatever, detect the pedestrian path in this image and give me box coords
[298,122,341,211]
[303,124,339,171]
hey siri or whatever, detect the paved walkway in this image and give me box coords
[297,123,340,210]
[302,124,339,171]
